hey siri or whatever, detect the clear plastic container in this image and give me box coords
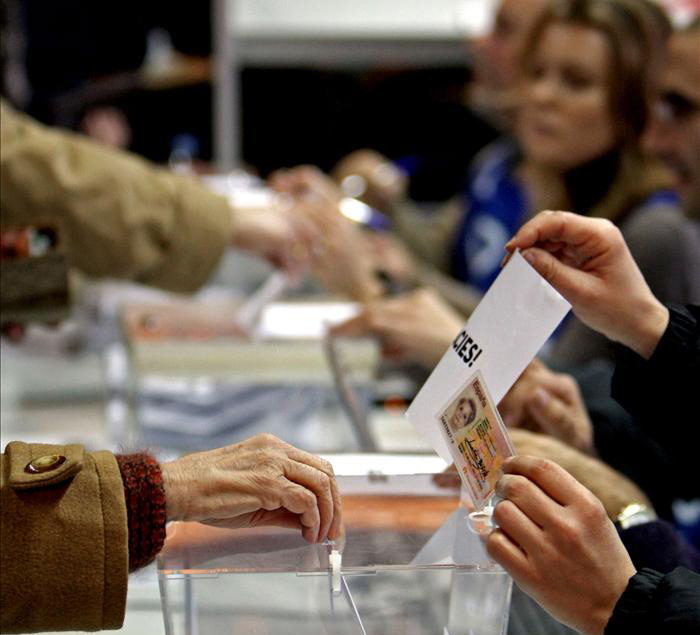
[158,473,512,635]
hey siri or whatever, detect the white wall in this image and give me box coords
[231,0,498,39]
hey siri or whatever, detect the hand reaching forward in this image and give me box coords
[161,434,342,544]
[331,288,464,368]
[506,211,669,359]
[486,455,637,635]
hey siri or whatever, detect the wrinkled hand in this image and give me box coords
[508,429,652,519]
[505,211,669,359]
[161,434,342,544]
[331,288,464,368]
[486,455,637,635]
[499,359,594,454]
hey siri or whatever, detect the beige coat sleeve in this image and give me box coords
[0,100,233,293]
[1,441,128,633]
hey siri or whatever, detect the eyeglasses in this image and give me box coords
[654,91,700,124]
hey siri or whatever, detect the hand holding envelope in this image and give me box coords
[406,251,571,510]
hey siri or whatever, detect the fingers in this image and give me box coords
[233,434,343,542]
[495,473,563,529]
[282,460,333,542]
[485,528,530,581]
[277,480,321,543]
[492,498,543,555]
[502,455,586,507]
[520,247,590,303]
[505,210,602,253]
[282,445,343,542]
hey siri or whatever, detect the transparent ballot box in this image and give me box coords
[158,474,512,635]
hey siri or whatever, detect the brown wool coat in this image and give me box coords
[1,443,128,632]
[0,99,233,294]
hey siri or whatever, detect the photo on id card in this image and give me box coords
[437,370,516,510]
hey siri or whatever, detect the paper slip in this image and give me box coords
[406,251,571,474]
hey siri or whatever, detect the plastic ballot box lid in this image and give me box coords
[158,473,512,635]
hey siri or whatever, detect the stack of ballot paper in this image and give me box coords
[121,299,379,383]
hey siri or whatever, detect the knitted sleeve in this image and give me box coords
[115,453,167,572]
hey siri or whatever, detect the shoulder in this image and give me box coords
[621,201,698,251]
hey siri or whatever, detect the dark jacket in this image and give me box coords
[612,304,700,501]
[606,568,700,634]
[604,305,700,633]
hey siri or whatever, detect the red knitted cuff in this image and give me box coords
[116,453,167,572]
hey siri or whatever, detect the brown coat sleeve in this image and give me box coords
[0,99,233,293]
[1,442,128,633]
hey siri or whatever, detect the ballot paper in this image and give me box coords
[406,251,571,506]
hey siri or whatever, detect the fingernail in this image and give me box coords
[523,250,536,265]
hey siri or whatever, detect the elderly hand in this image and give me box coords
[505,211,669,359]
[499,359,594,454]
[161,434,342,544]
[331,288,464,368]
[486,455,637,635]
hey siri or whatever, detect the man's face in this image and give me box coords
[645,30,700,214]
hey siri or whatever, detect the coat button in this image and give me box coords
[25,454,66,473]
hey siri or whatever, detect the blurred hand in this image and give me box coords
[268,165,343,206]
[161,434,342,544]
[486,455,637,635]
[506,211,669,359]
[230,202,319,280]
[363,232,417,287]
[508,429,652,519]
[331,288,464,368]
[499,359,593,454]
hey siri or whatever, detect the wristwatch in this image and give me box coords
[615,502,657,530]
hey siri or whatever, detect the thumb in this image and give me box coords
[521,247,586,302]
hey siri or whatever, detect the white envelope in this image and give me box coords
[406,251,571,463]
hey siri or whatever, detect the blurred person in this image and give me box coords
[451,0,692,347]
[499,19,700,510]
[1,433,342,633]
[276,1,699,368]
[468,0,550,128]
[644,16,700,218]
[329,0,550,209]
